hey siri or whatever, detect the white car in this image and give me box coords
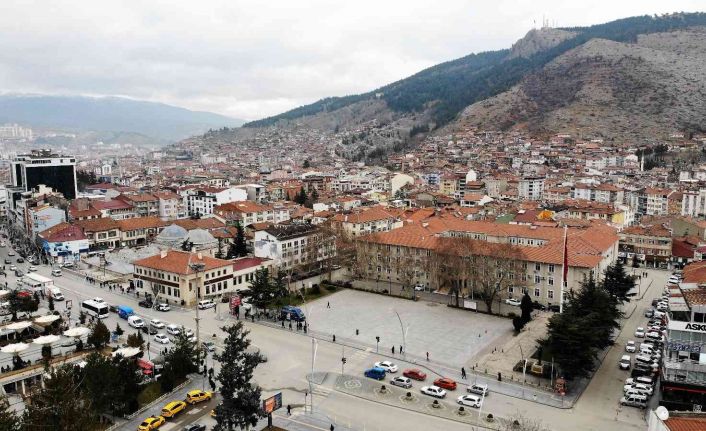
[421,386,447,398]
[457,394,482,408]
[9,265,16,271]
[156,303,170,312]
[645,331,662,341]
[634,327,645,338]
[626,377,654,387]
[374,361,398,373]
[28,265,37,272]
[390,376,412,388]
[467,383,489,396]
[668,276,680,284]
[150,319,165,329]
[414,284,425,292]
[619,355,631,370]
[166,324,181,335]
[505,298,521,307]
[625,341,636,353]
[154,333,170,344]
[624,383,653,396]
[7,251,15,256]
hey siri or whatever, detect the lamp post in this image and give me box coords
[298,289,317,414]
[393,310,409,358]
[189,262,205,391]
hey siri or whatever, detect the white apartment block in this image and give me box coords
[518,176,545,201]
[184,186,247,217]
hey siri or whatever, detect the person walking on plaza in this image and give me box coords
[392,346,395,355]
[426,351,429,361]
[461,367,467,379]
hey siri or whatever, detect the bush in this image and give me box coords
[138,381,162,407]
[507,312,517,318]
[310,284,321,295]
[512,316,526,332]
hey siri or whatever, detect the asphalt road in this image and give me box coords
[0,242,663,431]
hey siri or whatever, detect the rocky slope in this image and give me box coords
[454,27,706,141]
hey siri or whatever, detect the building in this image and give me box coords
[74,218,121,250]
[646,188,674,216]
[184,186,247,217]
[37,223,89,264]
[132,250,234,306]
[11,149,77,199]
[356,218,618,307]
[253,224,336,271]
[117,217,170,247]
[214,201,290,227]
[518,176,545,201]
[116,193,159,218]
[331,206,403,237]
[232,257,273,293]
[619,224,673,268]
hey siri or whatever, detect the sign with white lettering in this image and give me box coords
[668,321,706,333]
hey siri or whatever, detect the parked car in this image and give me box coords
[15,257,23,263]
[142,325,158,335]
[466,383,489,396]
[183,425,207,431]
[138,416,165,431]
[531,301,546,311]
[414,284,425,291]
[364,367,386,380]
[186,390,213,405]
[390,376,413,388]
[202,341,216,352]
[548,304,562,312]
[154,334,170,344]
[625,341,636,353]
[634,327,645,338]
[420,385,447,398]
[374,361,398,373]
[156,303,170,312]
[504,298,521,307]
[433,378,457,390]
[27,265,36,272]
[623,383,653,396]
[620,394,648,409]
[457,394,482,408]
[161,401,187,418]
[626,376,654,387]
[403,369,427,381]
[138,299,153,308]
[197,299,216,310]
[619,355,631,370]
[150,319,166,329]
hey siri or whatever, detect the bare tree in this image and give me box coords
[500,413,551,431]
[432,237,472,307]
[467,242,524,315]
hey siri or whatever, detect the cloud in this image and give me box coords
[0,0,703,120]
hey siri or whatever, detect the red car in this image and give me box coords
[403,369,427,381]
[433,377,457,390]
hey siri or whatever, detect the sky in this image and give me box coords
[0,1,702,121]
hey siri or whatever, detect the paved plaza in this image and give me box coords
[305,289,510,367]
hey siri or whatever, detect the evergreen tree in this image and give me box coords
[23,366,97,430]
[88,320,110,349]
[233,222,248,258]
[310,187,319,203]
[126,332,144,348]
[520,291,533,323]
[213,322,265,431]
[0,396,19,431]
[79,353,116,416]
[248,268,275,313]
[111,355,141,414]
[164,330,198,380]
[295,187,307,205]
[302,159,310,168]
[602,260,635,303]
[215,237,225,259]
[114,323,124,337]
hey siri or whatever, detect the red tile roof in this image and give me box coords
[117,217,170,231]
[132,250,231,275]
[665,415,706,431]
[38,223,87,242]
[232,257,268,272]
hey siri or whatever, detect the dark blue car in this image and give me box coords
[280,306,306,322]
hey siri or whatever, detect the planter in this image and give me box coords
[486,413,494,423]
[405,392,413,400]
[458,406,466,416]
[432,399,440,409]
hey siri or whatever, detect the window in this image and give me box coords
[534,288,540,297]
[534,275,541,284]
[548,277,554,286]
[548,290,554,299]
[508,286,514,295]
[548,264,555,273]
[535,263,541,271]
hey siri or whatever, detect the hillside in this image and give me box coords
[242,12,706,134]
[0,94,243,141]
[455,27,706,141]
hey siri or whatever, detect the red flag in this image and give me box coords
[562,227,569,286]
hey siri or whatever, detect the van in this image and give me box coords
[128,316,145,328]
[620,394,647,408]
[117,306,135,319]
[364,367,386,380]
[51,269,62,277]
[197,300,216,310]
[48,287,64,301]
[280,306,306,322]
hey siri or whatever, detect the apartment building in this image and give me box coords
[619,224,672,268]
[214,201,290,227]
[331,206,403,237]
[253,224,336,271]
[116,216,170,247]
[646,188,674,216]
[183,186,247,217]
[116,193,160,218]
[518,176,545,201]
[74,217,121,250]
[37,223,89,265]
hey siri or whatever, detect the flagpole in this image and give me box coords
[560,225,568,314]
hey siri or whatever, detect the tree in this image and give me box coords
[467,243,523,315]
[181,240,194,252]
[126,332,144,348]
[310,187,319,203]
[602,260,635,303]
[22,366,97,430]
[520,291,533,323]
[78,353,142,417]
[302,159,310,168]
[500,414,550,431]
[248,268,278,313]
[213,322,265,431]
[0,396,19,431]
[164,330,198,381]
[295,187,307,205]
[8,291,39,321]
[229,222,248,258]
[114,323,124,337]
[512,316,526,332]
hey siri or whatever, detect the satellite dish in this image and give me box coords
[655,406,669,421]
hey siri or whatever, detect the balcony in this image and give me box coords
[664,358,706,374]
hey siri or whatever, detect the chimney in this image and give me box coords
[197,252,203,260]
[160,249,167,258]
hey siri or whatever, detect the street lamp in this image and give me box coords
[297,289,317,414]
[189,262,206,391]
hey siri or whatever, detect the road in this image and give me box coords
[0,241,661,431]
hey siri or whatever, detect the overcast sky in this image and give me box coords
[0,1,702,121]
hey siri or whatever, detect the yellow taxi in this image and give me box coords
[186,389,213,405]
[137,415,165,431]
[160,400,187,418]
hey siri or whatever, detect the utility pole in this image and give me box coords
[189,261,205,391]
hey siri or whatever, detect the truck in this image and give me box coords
[117,305,135,319]
[22,273,53,293]
[46,286,65,301]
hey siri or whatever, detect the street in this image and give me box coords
[0,241,662,431]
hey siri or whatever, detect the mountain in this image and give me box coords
[0,94,243,141]
[242,12,706,138]
[454,26,706,141]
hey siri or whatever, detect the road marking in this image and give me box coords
[278,414,331,431]
[312,386,332,397]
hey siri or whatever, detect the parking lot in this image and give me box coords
[306,289,510,367]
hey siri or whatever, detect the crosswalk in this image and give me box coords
[311,386,332,397]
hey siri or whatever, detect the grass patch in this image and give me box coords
[279,282,339,306]
[137,381,162,407]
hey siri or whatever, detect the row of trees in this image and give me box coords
[539,261,635,379]
[293,186,319,208]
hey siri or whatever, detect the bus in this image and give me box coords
[81,299,109,319]
[21,273,53,292]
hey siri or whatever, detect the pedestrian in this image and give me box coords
[287,404,291,416]
[327,301,330,308]
[426,352,429,361]
[289,321,293,330]
[461,367,467,379]
[400,345,403,354]
[330,425,334,431]
[392,346,395,355]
